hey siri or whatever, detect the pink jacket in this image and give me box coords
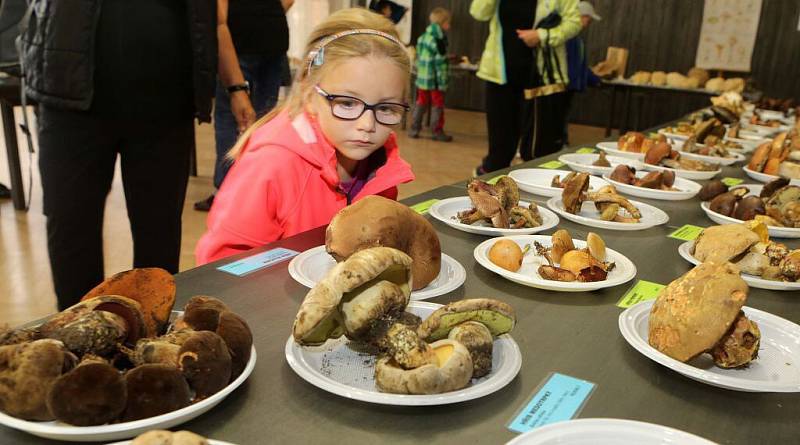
[195,110,415,265]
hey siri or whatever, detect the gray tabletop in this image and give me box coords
[3,143,799,444]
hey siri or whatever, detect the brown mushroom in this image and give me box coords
[760,177,790,198]
[215,311,253,379]
[698,180,728,201]
[81,268,177,337]
[633,171,663,189]
[181,296,230,332]
[447,321,493,378]
[609,165,637,184]
[0,326,41,347]
[562,172,590,214]
[709,192,741,217]
[733,196,766,221]
[0,339,77,420]
[122,364,191,422]
[644,141,672,165]
[46,355,126,426]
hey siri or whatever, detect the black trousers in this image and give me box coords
[482,81,534,172]
[37,106,193,310]
[520,91,571,160]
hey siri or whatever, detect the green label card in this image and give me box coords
[668,224,705,241]
[410,199,438,215]
[616,280,665,308]
[721,177,744,187]
[487,175,506,185]
[576,147,596,154]
[538,160,565,169]
[649,132,660,138]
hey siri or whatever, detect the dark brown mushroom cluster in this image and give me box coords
[561,173,642,223]
[609,165,677,191]
[644,140,718,171]
[457,177,543,229]
[0,269,252,426]
[701,178,800,227]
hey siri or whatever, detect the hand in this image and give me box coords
[516,29,540,48]
[230,91,256,134]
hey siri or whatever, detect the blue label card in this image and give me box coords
[217,248,300,277]
[508,372,596,434]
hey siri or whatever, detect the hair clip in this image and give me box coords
[313,47,325,66]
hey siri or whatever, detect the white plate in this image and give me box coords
[284,301,522,405]
[558,153,642,176]
[109,440,235,445]
[741,124,782,137]
[677,241,800,291]
[0,345,257,442]
[698,187,800,239]
[619,300,800,392]
[676,144,745,166]
[428,197,559,236]
[657,129,690,141]
[640,162,721,180]
[595,141,645,160]
[754,109,792,122]
[506,418,717,445]
[473,235,636,292]
[742,165,800,186]
[546,197,669,231]
[508,169,610,197]
[287,246,466,300]
[602,172,701,201]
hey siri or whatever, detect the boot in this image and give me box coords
[408,105,425,138]
[430,107,453,142]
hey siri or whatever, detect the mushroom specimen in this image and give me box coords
[561,174,641,222]
[648,262,759,368]
[534,230,612,282]
[374,339,473,394]
[0,339,76,421]
[325,195,441,290]
[132,430,210,445]
[609,165,676,190]
[46,355,127,426]
[80,267,177,337]
[458,177,542,229]
[644,140,718,171]
[122,364,192,421]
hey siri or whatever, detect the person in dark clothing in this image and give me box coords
[194,0,293,212]
[20,0,217,310]
[562,0,601,145]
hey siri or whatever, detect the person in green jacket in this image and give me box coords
[471,0,581,174]
[409,7,453,142]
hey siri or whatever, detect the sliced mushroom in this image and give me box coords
[562,173,590,214]
[374,339,473,394]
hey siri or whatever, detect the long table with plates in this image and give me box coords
[2,117,798,444]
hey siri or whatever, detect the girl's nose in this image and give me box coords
[355,109,377,132]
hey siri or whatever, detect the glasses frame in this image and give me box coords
[314,85,409,126]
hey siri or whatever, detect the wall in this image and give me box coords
[410,0,800,127]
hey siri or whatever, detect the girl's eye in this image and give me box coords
[376,104,403,115]
[335,99,359,109]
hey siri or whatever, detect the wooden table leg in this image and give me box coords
[1,101,25,211]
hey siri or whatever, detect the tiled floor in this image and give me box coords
[0,107,605,326]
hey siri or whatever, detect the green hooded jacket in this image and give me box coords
[470,0,580,95]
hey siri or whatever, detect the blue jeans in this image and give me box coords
[213,54,284,188]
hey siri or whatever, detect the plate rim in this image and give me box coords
[639,162,722,179]
[472,234,637,292]
[595,141,646,160]
[601,173,701,201]
[508,169,610,197]
[428,196,560,236]
[284,301,523,406]
[505,418,718,445]
[546,197,669,231]
[618,300,800,392]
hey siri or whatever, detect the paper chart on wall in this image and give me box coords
[695,0,763,72]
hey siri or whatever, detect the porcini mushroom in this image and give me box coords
[122,364,191,421]
[447,321,493,378]
[561,173,590,214]
[417,299,516,342]
[46,355,126,426]
[374,339,473,394]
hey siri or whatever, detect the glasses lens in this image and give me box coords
[374,104,406,125]
[331,97,365,120]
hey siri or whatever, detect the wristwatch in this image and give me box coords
[227,81,250,95]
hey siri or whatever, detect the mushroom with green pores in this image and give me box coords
[122,363,191,422]
[416,298,516,342]
[375,339,473,394]
[0,339,77,421]
[46,355,126,426]
[447,321,493,378]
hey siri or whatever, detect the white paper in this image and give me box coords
[695,0,763,72]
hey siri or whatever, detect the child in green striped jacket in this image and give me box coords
[409,7,452,142]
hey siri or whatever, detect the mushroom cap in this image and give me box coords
[122,364,191,422]
[46,359,126,426]
[215,311,253,379]
[448,321,493,378]
[644,141,672,165]
[293,247,413,345]
[374,339,473,394]
[609,164,637,184]
[325,195,441,290]
[648,262,749,362]
[417,298,516,341]
[0,339,76,421]
[81,268,176,337]
[183,296,230,332]
[178,331,232,399]
[692,224,760,263]
[561,173,590,214]
[132,430,210,445]
[40,295,147,346]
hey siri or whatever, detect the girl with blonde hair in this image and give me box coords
[196,8,415,264]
